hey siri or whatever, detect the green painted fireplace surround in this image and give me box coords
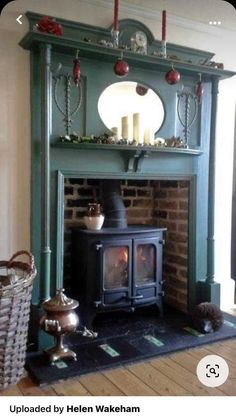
[19,12,235,349]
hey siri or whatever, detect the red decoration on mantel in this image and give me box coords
[114,58,129,77]
[195,74,204,104]
[73,51,81,86]
[165,66,181,85]
[36,16,63,36]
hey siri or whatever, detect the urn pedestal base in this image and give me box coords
[44,335,77,364]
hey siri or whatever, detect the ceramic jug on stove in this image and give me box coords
[87,203,101,217]
[84,202,104,230]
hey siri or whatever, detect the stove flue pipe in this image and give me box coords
[101,180,127,229]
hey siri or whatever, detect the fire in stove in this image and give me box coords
[104,246,129,289]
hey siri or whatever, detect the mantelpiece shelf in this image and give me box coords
[52,142,202,155]
[20,30,235,80]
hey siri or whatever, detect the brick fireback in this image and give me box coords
[64,179,189,312]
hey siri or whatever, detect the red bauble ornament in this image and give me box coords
[114,58,129,77]
[136,84,148,96]
[165,68,181,85]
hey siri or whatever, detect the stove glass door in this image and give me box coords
[135,243,155,285]
[104,246,129,289]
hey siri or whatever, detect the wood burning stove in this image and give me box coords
[71,226,166,329]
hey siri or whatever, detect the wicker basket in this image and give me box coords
[0,251,36,390]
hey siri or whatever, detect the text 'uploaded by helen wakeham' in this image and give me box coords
[9,404,141,414]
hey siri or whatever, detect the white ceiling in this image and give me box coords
[118,0,236,31]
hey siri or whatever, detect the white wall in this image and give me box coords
[0,0,235,305]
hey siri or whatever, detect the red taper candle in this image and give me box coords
[114,0,119,31]
[162,10,166,41]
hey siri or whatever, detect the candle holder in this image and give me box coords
[111,28,119,49]
[160,40,167,58]
[177,88,198,146]
[53,73,82,137]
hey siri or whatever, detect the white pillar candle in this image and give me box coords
[144,128,150,145]
[149,127,155,146]
[121,115,128,139]
[133,112,140,143]
[111,126,118,136]
[144,127,155,146]
[133,113,145,144]
[121,116,132,142]
[111,126,119,141]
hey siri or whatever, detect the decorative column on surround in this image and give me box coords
[40,43,52,301]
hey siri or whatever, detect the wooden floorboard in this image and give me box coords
[52,378,91,396]
[1,338,236,396]
[149,357,225,396]
[79,372,126,396]
[195,341,236,395]
[127,362,191,396]
[103,367,157,396]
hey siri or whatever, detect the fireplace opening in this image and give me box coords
[64,178,189,325]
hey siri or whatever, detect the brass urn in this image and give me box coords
[40,288,79,363]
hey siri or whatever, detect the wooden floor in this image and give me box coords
[1,308,236,397]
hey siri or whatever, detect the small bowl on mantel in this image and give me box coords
[83,215,105,230]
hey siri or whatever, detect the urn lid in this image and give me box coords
[42,288,79,312]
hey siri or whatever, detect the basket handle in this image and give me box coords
[8,251,35,274]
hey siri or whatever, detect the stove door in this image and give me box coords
[99,239,132,307]
[133,237,162,305]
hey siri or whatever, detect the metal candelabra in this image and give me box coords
[177,88,198,146]
[53,73,82,136]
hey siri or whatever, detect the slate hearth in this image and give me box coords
[26,306,236,387]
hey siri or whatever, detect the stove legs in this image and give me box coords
[158,302,163,318]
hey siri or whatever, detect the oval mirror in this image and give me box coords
[98,81,165,143]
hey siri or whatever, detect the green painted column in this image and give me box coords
[40,43,52,301]
[197,76,221,305]
[206,77,219,284]
[196,76,221,305]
